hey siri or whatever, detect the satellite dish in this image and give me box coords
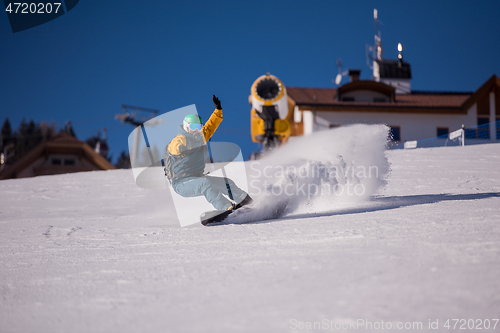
[335,73,342,85]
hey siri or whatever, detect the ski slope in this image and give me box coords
[1,142,499,332]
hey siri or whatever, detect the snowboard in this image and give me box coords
[200,200,288,226]
[200,209,233,226]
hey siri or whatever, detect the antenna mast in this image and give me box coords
[372,8,383,81]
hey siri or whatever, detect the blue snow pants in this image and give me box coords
[172,175,247,211]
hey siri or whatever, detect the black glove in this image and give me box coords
[213,95,222,110]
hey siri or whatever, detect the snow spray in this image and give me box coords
[247,124,391,215]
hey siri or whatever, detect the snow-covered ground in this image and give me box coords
[1,142,499,332]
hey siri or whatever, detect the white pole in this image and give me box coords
[490,92,496,141]
[461,124,465,147]
[132,129,141,166]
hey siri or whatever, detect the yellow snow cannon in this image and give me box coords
[249,73,291,150]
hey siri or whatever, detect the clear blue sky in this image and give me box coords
[1,0,499,162]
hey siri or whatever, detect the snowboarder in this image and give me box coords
[165,95,253,212]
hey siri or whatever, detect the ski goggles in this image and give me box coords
[188,123,203,131]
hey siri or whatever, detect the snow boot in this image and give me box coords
[234,195,253,210]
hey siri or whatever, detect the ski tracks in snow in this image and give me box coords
[42,225,82,238]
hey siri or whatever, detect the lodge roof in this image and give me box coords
[286,86,471,108]
[284,76,500,114]
[0,134,116,180]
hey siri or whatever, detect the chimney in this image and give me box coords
[348,69,361,82]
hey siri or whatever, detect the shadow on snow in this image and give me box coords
[272,192,500,224]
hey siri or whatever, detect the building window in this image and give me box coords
[477,117,490,139]
[497,119,500,140]
[437,127,449,138]
[478,117,489,125]
[342,97,355,102]
[373,98,386,103]
[64,158,76,166]
[389,126,401,141]
[50,156,76,166]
